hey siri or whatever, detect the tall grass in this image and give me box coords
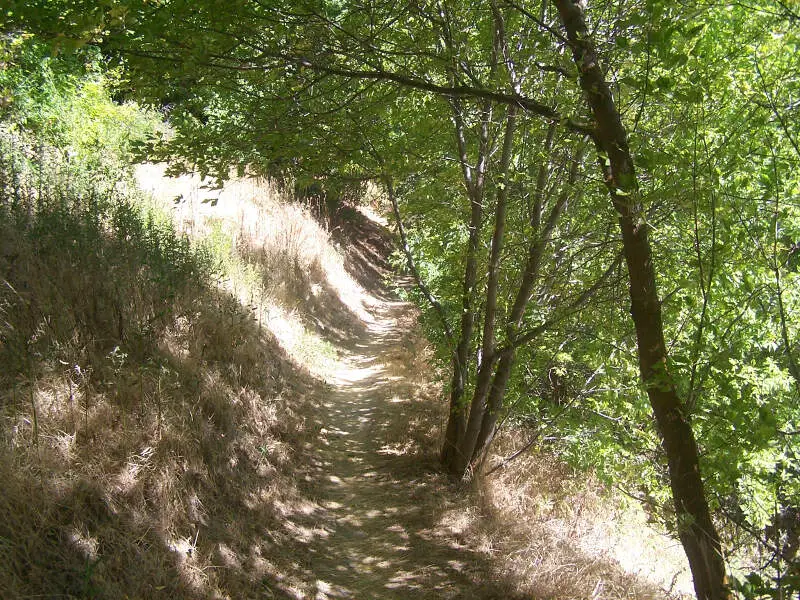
[135,163,374,379]
[0,128,213,381]
[0,128,325,598]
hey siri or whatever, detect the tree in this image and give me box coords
[552,1,728,597]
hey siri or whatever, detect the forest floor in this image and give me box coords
[282,282,504,599]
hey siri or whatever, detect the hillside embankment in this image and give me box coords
[0,166,691,599]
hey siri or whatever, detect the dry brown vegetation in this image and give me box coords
[477,436,694,599]
[377,334,695,600]
[0,168,327,598]
[1,163,693,599]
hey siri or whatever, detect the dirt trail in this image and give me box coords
[282,286,503,600]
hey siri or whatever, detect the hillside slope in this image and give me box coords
[133,166,505,599]
[1,164,690,599]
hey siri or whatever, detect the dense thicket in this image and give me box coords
[4,1,800,598]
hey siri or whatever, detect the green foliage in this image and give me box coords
[0,35,208,383]
[0,32,161,172]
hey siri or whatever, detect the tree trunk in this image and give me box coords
[450,105,517,477]
[441,183,482,466]
[471,138,584,464]
[552,1,729,599]
[442,98,493,467]
[471,348,515,462]
[385,176,454,342]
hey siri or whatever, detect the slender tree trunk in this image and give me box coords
[471,348,515,462]
[442,98,493,466]
[776,269,800,393]
[471,140,585,463]
[441,189,481,463]
[385,175,454,342]
[450,105,518,476]
[553,1,729,598]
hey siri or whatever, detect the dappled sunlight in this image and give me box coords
[327,362,388,387]
[135,163,377,326]
[254,299,506,599]
[481,436,694,599]
[2,159,692,600]
[579,501,692,595]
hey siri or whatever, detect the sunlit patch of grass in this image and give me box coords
[472,433,694,600]
[135,164,373,380]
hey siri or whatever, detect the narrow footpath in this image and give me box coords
[265,205,508,598]
[284,291,505,600]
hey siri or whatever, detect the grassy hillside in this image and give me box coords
[0,45,693,597]
[0,132,346,597]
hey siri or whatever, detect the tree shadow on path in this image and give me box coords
[279,295,512,600]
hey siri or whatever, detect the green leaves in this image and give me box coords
[683,24,706,39]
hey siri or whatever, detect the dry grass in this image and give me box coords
[357,295,692,599]
[135,164,375,379]
[1,160,696,600]
[379,393,694,598]
[474,431,694,599]
[0,258,320,598]
[0,163,372,598]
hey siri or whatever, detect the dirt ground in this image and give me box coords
[283,294,508,599]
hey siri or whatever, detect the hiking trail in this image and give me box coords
[280,279,503,600]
